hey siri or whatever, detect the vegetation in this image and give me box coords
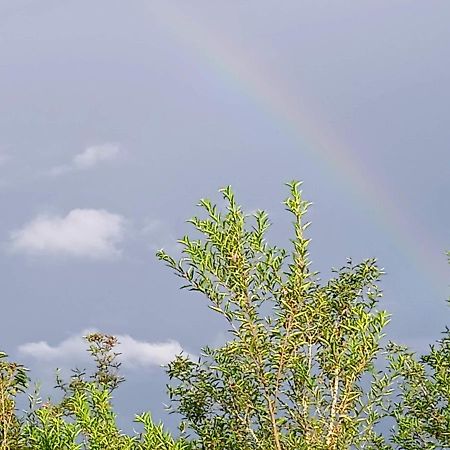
[1,183,449,449]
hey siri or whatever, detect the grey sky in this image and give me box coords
[1,0,449,429]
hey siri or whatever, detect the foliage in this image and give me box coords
[385,252,450,449]
[1,334,193,450]
[158,182,395,450]
[387,331,450,449]
[1,182,449,449]
[0,352,28,449]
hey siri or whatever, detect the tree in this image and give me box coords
[387,253,450,448]
[3,334,193,450]
[0,352,28,450]
[2,182,448,449]
[387,333,450,449]
[158,182,394,450]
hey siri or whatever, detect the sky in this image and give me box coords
[0,0,449,431]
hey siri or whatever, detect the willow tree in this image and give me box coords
[20,334,194,450]
[0,352,28,450]
[387,255,450,449]
[158,182,393,450]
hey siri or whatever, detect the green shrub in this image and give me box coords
[1,182,448,449]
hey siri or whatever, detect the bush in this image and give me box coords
[1,182,448,449]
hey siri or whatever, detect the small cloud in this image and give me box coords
[49,143,121,176]
[117,335,184,367]
[18,331,185,368]
[10,209,126,260]
[18,333,88,363]
[142,219,182,256]
[73,144,120,169]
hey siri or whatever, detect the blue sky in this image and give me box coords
[1,0,449,429]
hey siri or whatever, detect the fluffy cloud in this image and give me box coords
[19,333,89,362]
[50,144,121,175]
[18,331,184,368]
[10,209,126,259]
[117,335,184,367]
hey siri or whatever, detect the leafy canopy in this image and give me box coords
[158,182,393,450]
[1,182,448,450]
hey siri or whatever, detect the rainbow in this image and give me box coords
[148,4,448,291]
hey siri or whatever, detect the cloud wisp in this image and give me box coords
[10,209,126,260]
[50,144,121,176]
[141,219,183,256]
[18,331,185,369]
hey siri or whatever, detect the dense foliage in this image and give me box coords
[1,183,449,449]
[1,334,194,450]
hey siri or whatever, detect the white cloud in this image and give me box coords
[19,333,88,362]
[10,209,126,260]
[117,335,184,367]
[73,144,120,169]
[49,144,121,175]
[18,331,184,368]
